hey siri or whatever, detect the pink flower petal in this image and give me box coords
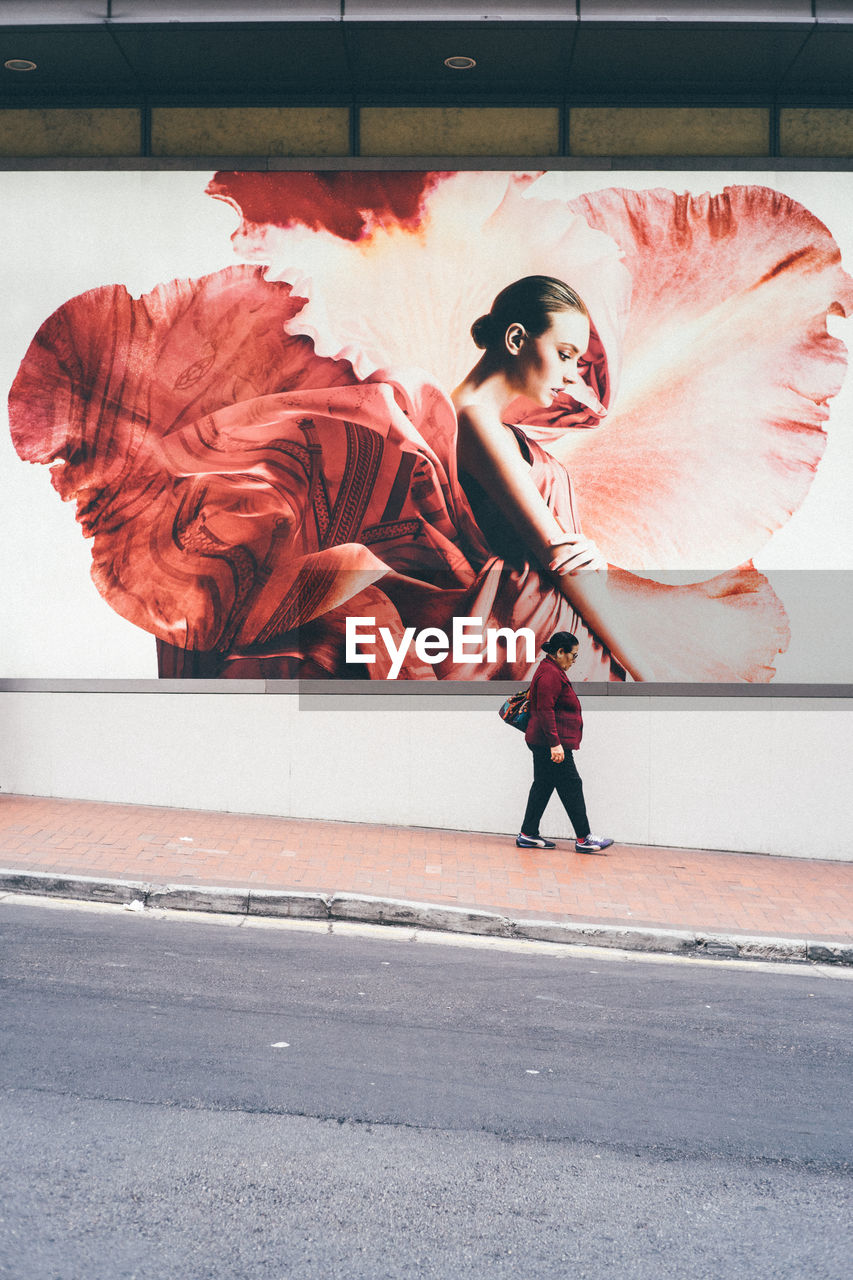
[542,185,853,572]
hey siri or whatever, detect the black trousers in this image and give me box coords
[520,745,590,840]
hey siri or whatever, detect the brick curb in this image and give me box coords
[1,868,851,966]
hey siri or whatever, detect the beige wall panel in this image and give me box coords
[780,109,853,157]
[152,107,350,156]
[0,108,140,157]
[570,107,769,157]
[360,107,560,156]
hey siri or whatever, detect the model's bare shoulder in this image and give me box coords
[453,397,492,431]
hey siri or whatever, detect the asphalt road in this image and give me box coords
[1,899,851,1280]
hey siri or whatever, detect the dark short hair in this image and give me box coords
[542,631,578,655]
[471,275,589,352]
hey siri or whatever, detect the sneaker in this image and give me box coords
[575,834,614,853]
[516,833,556,849]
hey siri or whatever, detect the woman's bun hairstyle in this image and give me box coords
[472,275,589,354]
[542,630,578,655]
[470,314,495,350]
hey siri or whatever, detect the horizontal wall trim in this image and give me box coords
[2,680,851,699]
[2,155,853,170]
[0,9,847,25]
[5,98,853,108]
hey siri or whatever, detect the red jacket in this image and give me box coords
[524,655,583,750]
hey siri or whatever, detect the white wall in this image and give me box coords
[1,690,851,861]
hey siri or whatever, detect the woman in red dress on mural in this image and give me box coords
[11,172,850,683]
[451,273,641,678]
[447,268,794,684]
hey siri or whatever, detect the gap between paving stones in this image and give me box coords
[1,869,850,967]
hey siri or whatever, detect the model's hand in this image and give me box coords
[548,533,607,576]
[551,745,565,763]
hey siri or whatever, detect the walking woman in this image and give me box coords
[517,631,614,852]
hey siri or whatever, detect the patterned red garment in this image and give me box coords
[8,174,852,680]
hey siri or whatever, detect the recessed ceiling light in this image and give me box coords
[5,59,37,72]
[444,56,476,70]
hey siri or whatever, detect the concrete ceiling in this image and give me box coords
[1,2,851,107]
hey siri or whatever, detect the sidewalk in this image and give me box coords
[1,793,851,963]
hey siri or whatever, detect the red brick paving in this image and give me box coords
[1,792,851,943]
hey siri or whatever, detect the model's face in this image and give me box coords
[511,309,591,408]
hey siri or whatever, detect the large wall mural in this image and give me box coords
[4,169,853,682]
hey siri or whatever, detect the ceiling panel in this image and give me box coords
[0,25,136,101]
[345,20,575,101]
[345,2,573,17]
[109,22,351,100]
[568,22,813,97]
[581,1,812,19]
[816,1,853,19]
[0,1,342,23]
[0,2,103,20]
[116,1,341,19]
[779,24,853,96]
